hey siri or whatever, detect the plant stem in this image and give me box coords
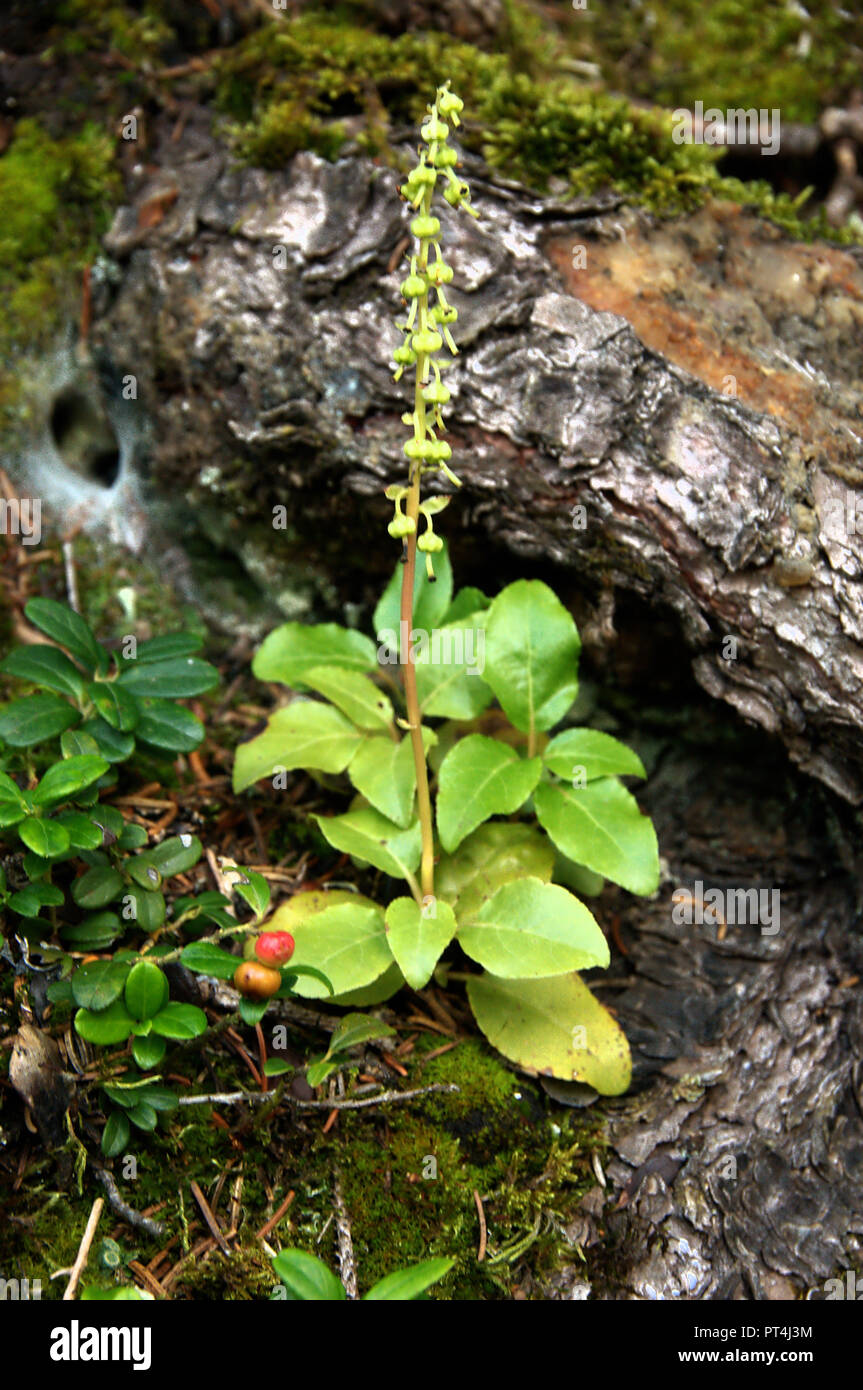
[401,494,435,900]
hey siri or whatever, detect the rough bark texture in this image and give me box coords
[87,125,863,802]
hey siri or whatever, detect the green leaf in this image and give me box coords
[263,1058,293,1077]
[346,730,435,829]
[553,855,605,898]
[55,812,104,850]
[436,735,542,852]
[534,779,660,896]
[60,913,123,951]
[124,861,160,893]
[124,961,169,1020]
[327,1011,397,1056]
[136,1085,178,1113]
[364,1257,454,1301]
[89,805,124,839]
[0,770,28,826]
[373,541,453,638]
[414,614,493,720]
[0,694,78,746]
[75,998,136,1045]
[127,1100,158,1131]
[238,997,269,1026]
[328,961,405,1007]
[72,960,130,1011]
[269,898,392,999]
[117,656,219,698]
[79,1286,153,1302]
[117,822,149,850]
[60,729,102,757]
[1,644,86,699]
[274,963,334,995]
[466,971,632,1093]
[272,1250,347,1301]
[24,598,107,674]
[32,755,110,806]
[135,697,204,752]
[233,701,366,791]
[180,942,240,980]
[302,666,393,730]
[18,816,71,857]
[101,1109,130,1158]
[86,680,139,733]
[232,867,270,919]
[133,632,203,664]
[458,878,609,978]
[542,728,646,782]
[253,623,376,688]
[123,886,167,931]
[306,1057,338,1087]
[46,979,75,1005]
[484,580,580,736]
[80,717,135,762]
[144,834,202,877]
[72,866,125,909]
[150,1001,207,1039]
[444,588,490,624]
[8,880,64,915]
[436,822,555,924]
[384,896,457,991]
[312,807,421,882]
[132,1035,166,1070]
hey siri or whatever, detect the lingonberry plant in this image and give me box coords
[233,82,660,1095]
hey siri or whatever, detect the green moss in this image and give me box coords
[53,0,176,64]
[213,6,859,243]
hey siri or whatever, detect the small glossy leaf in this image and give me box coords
[72,867,125,909]
[133,632,203,664]
[444,588,490,624]
[117,656,218,698]
[458,878,610,978]
[0,771,28,826]
[138,1085,178,1112]
[272,1249,347,1301]
[274,963,334,995]
[302,666,393,730]
[123,886,166,931]
[328,1011,397,1056]
[328,961,405,1007]
[542,728,646,782]
[0,694,78,746]
[312,807,421,882]
[32,755,110,806]
[24,598,107,674]
[436,735,541,852]
[347,731,434,828]
[269,898,391,999]
[144,834,202,877]
[1,644,86,699]
[135,697,204,752]
[18,816,71,858]
[484,580,580,736]
[238,997,269,1026]
[101,1109,130,1158]
[180,941,240,980]
[364,1257,454,1301]
[534,779,660,897]
[117,822,149,850]
[72,960,130,1011]
[8,881,64,915]
[232,867,270,919]
[132,1035,166,1069]
[80,717,135,762]
[87,680,139,733]
[150,1001,207,1039]
[60,913,123,951]
[127,1101,158,1131]
[466,971,632,1093]
[55,812,104,850]
[60,729,102,757]
[124,961,169,1020]
[253,623,376,688]
[233,701,366,791]
[75,999,136,1045]
[263,1058,293,1077]
[414,614,493,720]
[384,897,456,991]
[306,1057,338,1087]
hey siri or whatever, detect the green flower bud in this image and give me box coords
[388,514,416,539]
[411,328,443,355]
[393,345,417,365]
[426,261,454,286]
[407,164,437,188]
[411,214,441,240]
[404,438,437,462]
[438,92,463,119]
[400,274,427,299]
[422,380,451,405]
[421,118,449,143]
[432,145,459,169]
[426,439,452,463]
[431,304,458,325]
[443,182,464,207]
[417,531,444,553]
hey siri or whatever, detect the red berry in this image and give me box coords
[254,931,295,967]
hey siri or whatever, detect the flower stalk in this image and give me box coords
[391,82,476,901]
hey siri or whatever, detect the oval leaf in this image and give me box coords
[458,878,610,978]
[270,899,391,999]
[302,666,393,730]
[124,961,170,1020]
[436,822,555,924]
[24,598,106,674]
[117,656,219,698]
[364,1257,454,1302]
[150,1001,207,1039]
[272,1249,347,1301]
[0,694,78,747]
[312,807,421,882]
[19,816,71,858]
[72,960,131,1011]
[436,735,541,852]
[484,581,580,736]
[534,779,660,897]
[233,701,366,792]
[543,728,646,782]
[253,623,376,688]
[384,896,456,991]
[75,999,136,1045]
[32,755,110,806]
[1,644,86,700]
[180,942,240,980]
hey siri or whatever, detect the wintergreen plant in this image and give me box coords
[0,597,331,1155]
[272,1248,453,1302]
[232,83,660,1095]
